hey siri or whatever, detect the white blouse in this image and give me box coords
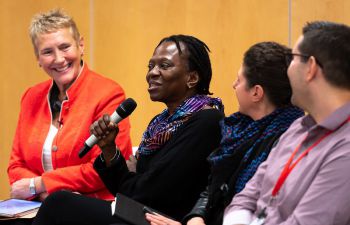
[42,124,58,171]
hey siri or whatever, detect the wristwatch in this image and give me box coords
[29,178,36,195]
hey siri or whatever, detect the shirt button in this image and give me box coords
[52,145,58,151]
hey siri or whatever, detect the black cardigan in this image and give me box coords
[183,131,283,225]
[94,109,223,220]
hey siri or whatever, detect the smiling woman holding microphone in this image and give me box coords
[32,34,224,225]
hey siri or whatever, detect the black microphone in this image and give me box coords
[78,98,137,158]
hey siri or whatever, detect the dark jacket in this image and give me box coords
[183,132,282,225]
[94,109,223,221]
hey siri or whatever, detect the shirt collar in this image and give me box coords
[301,102,350,131]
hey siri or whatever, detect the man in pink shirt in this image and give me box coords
[223,21,350,225]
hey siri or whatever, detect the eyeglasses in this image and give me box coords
[286,53,323,68]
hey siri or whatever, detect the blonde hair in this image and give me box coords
[29,9,80,56]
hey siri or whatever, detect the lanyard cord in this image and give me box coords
[271,117,350,197]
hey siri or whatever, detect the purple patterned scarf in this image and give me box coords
[138,95,223,156]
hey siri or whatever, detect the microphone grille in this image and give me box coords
[116,98,137,118]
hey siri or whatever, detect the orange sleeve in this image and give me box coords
[42,83,132,195]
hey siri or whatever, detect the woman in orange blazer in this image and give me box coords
[8,9,132,201]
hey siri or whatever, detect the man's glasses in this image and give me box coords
[286,52,323,68]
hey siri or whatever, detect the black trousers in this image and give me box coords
[32,191,126,225]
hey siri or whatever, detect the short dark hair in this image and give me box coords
[243,41,292,107]
[157,35,212,95]
[299,21,350,89]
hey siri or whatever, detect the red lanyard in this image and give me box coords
[271,117,350,197]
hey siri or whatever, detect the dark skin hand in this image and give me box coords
[126,154,137,172]
[90,114,119,167]
[90,114,138,169]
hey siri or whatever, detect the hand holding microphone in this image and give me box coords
[78,98,137,158]
[90,114,120,151]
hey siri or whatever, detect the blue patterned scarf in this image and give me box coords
[210,106,304,164]
[138,95,223,156]
[209,106,303,192]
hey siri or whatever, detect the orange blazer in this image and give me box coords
[8,63,132,200]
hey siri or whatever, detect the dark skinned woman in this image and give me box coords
[32,35,224,225]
